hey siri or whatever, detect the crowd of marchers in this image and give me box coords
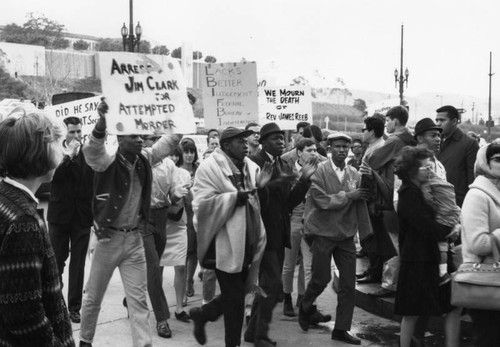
[1,100,500,347]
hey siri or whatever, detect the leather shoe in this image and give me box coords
[189,307,206,345]
[367,287,394,297]
[356,274,378,284]
[298,304,310,331]
[175,310,191,322]
[255,337,278,347]
[309,306,331,325]
[355,270,369,279]
[331,329,361,345]
[157,321,172,338]
[69,311,81,323]
[244,336,277,346]
[283,299,296,317]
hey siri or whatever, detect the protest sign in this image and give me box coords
[259,85,312,130]
[97,52,196,135]
[46,95,101,143]
[201,61,258,129]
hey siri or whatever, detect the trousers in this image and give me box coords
[302,235,356,331]
[49,222,90,313]
[80,227,152,346]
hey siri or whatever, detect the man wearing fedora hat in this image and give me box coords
[189,126,268,347]
[244,122,318,347]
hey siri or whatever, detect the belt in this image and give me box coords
[109,226,138,233]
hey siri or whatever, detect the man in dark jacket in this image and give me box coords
[244,122,318,347]
[79,102,180,347]
[436,105,479,207]
[48,117,94,324]
[359,106,417,297]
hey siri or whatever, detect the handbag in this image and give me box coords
[167,204,184,222]
[451,234,500,310]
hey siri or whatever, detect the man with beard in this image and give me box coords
[244,122,318,347]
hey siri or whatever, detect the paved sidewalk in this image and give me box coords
[66,262,400,346]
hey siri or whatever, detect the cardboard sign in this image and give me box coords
[259,85,312,130]
[201,62,258,129]
[97,52,196,135]
[46,95,101,143]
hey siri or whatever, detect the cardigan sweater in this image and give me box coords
[303,160,372,242]
[0,181,74,347]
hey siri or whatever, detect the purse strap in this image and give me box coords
[486,233,500,263]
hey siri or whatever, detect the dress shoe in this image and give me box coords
[355,270,369,279]
[244,336,277,346]
[157,321,172,338]
[356,274,378,284]
[367,287,395,297]
[309,306,331,325]
[79,341,92,347]
[331,329,361,345]
[189,307,206,345]
[283,294,296,317]
[255,337,278,347]
[175,310,191,322]
[295,294,304,308]
[69,311,81,323]
[298,304,310,331]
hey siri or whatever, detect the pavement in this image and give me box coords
[64,254,401,347]
[39,200,470,347]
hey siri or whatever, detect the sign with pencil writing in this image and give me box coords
[201,61,258,129]
[97,52,196,135]
[259,85,312,130]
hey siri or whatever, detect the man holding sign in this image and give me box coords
[79,100,181,347]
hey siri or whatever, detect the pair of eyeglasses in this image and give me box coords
[352,145,362,149]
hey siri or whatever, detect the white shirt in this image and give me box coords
[330,159,346,182]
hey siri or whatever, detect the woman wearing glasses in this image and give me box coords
[461,142,500,346]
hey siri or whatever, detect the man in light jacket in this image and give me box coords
[189,127,268,347]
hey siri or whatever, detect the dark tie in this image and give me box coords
[272,157,281,178]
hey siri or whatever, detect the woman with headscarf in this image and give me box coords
[461,142,500,346]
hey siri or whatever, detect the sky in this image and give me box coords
[1,0,498,100]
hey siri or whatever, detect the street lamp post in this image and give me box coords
[394,24,409,106]
[121,0,142,52]
[487,51,494,142]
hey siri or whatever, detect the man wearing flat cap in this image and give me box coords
[244,122,318,347]
[189,127,269,347]
[299,132,371,345]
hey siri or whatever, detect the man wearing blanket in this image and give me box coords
[189,127,270,347]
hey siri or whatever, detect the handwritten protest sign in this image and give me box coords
[97,52,196,135]
[46,95,101,142]
[258,85,312,130]
[201,62,258,129]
